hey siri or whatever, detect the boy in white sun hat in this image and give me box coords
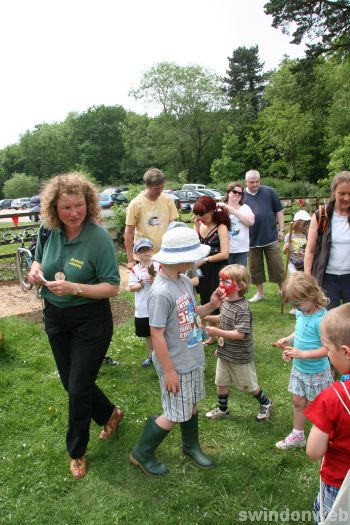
[283,209,311,314]
[130,223,226,476]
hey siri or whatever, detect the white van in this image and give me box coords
[182,184,207,190]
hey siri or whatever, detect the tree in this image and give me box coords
[210,127,246,185]
[130,62,228,181]
[130,62,226,117]
[20,121,75,180]
[70,105,126,184]
[4,172,39,198]
[224,46,268,117]
[264,0,350,58]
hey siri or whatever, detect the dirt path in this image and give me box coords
[0,265,130,319]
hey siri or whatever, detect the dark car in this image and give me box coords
[0,198,13,210]
[171,190,203,204]
[111,193,128,205]
[29,195,41,221]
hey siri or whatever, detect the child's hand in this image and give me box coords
[284,346,302,359]
[164,369,180,395]
[143,275,154,285]
[206,326,219,337]
[273,337,289,348]
[282,350,292,363]
[210,287,226,308]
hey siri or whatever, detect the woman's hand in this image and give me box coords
[46,279,76,296]
[28,262,46,286]
[195,258,206,268]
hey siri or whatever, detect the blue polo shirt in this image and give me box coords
[243,186,283,247]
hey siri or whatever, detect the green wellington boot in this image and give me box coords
[129,416,170,476]
[180,413,214,468]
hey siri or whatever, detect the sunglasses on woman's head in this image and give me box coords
[230,189,243,195]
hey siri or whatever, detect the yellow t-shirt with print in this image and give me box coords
[126,192,179,253]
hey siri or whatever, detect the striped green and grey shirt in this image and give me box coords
[216,298,254,364]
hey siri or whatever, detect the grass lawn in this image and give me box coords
[0,284,320,525]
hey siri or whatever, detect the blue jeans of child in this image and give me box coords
[322,272,350,310]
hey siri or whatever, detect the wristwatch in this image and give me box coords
[73,284,84,296]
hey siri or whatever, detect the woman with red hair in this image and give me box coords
[193,197,230,342]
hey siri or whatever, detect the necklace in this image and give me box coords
[299,310,318,339]
[55,232,72,281]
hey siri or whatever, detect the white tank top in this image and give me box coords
[326,213,350,274]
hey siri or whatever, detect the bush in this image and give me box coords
[261,177,324,198]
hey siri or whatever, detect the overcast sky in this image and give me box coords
[0,0,304,149]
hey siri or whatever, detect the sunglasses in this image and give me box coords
[194,212,206,216]
[230,189,243,195]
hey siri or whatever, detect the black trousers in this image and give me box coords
[44,299,115,458]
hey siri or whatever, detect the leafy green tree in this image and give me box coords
[20,121,75,180]
[0,144,25,182]
[70,105,126,184]
[120,112,154,182]
[224,45,268,117]
[130,62,228,181]
[130,62,226,116]
[4,172,39,198]
[328,135,350,177]
[210,127,246,185]
[325,59,350,149]
[264,0,350,58]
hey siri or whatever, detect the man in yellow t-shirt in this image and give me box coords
[125,168,179,269]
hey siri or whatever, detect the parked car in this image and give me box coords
[11,198,31,209]
[196,189,222,201]
[182,184,207,190]
[29,196,41,221]
[0,198,13,210]
[102,186,129,195]
[171,190,204,204]
[208,188,225,197]
[111,193,128,205]
[161,190,191,213]
[99,193,128,208]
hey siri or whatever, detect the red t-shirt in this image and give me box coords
[304,380,350,488]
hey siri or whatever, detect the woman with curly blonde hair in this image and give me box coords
[28,172,123,480]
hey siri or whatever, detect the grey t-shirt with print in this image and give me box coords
[148,273,204,375]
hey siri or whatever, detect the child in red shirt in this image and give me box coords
[304,303,350,523]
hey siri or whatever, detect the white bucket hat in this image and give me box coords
[293,210,311,221]
[152,225,210,264]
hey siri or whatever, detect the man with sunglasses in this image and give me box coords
[243,170,285,302]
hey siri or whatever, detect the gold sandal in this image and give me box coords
[99,407,124,440]
[69,456,88,479]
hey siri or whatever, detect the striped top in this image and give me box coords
[216,298,254,364]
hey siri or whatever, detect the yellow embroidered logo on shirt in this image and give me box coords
[68,258,84,269]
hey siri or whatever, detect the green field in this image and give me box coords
[0,283,321,525]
